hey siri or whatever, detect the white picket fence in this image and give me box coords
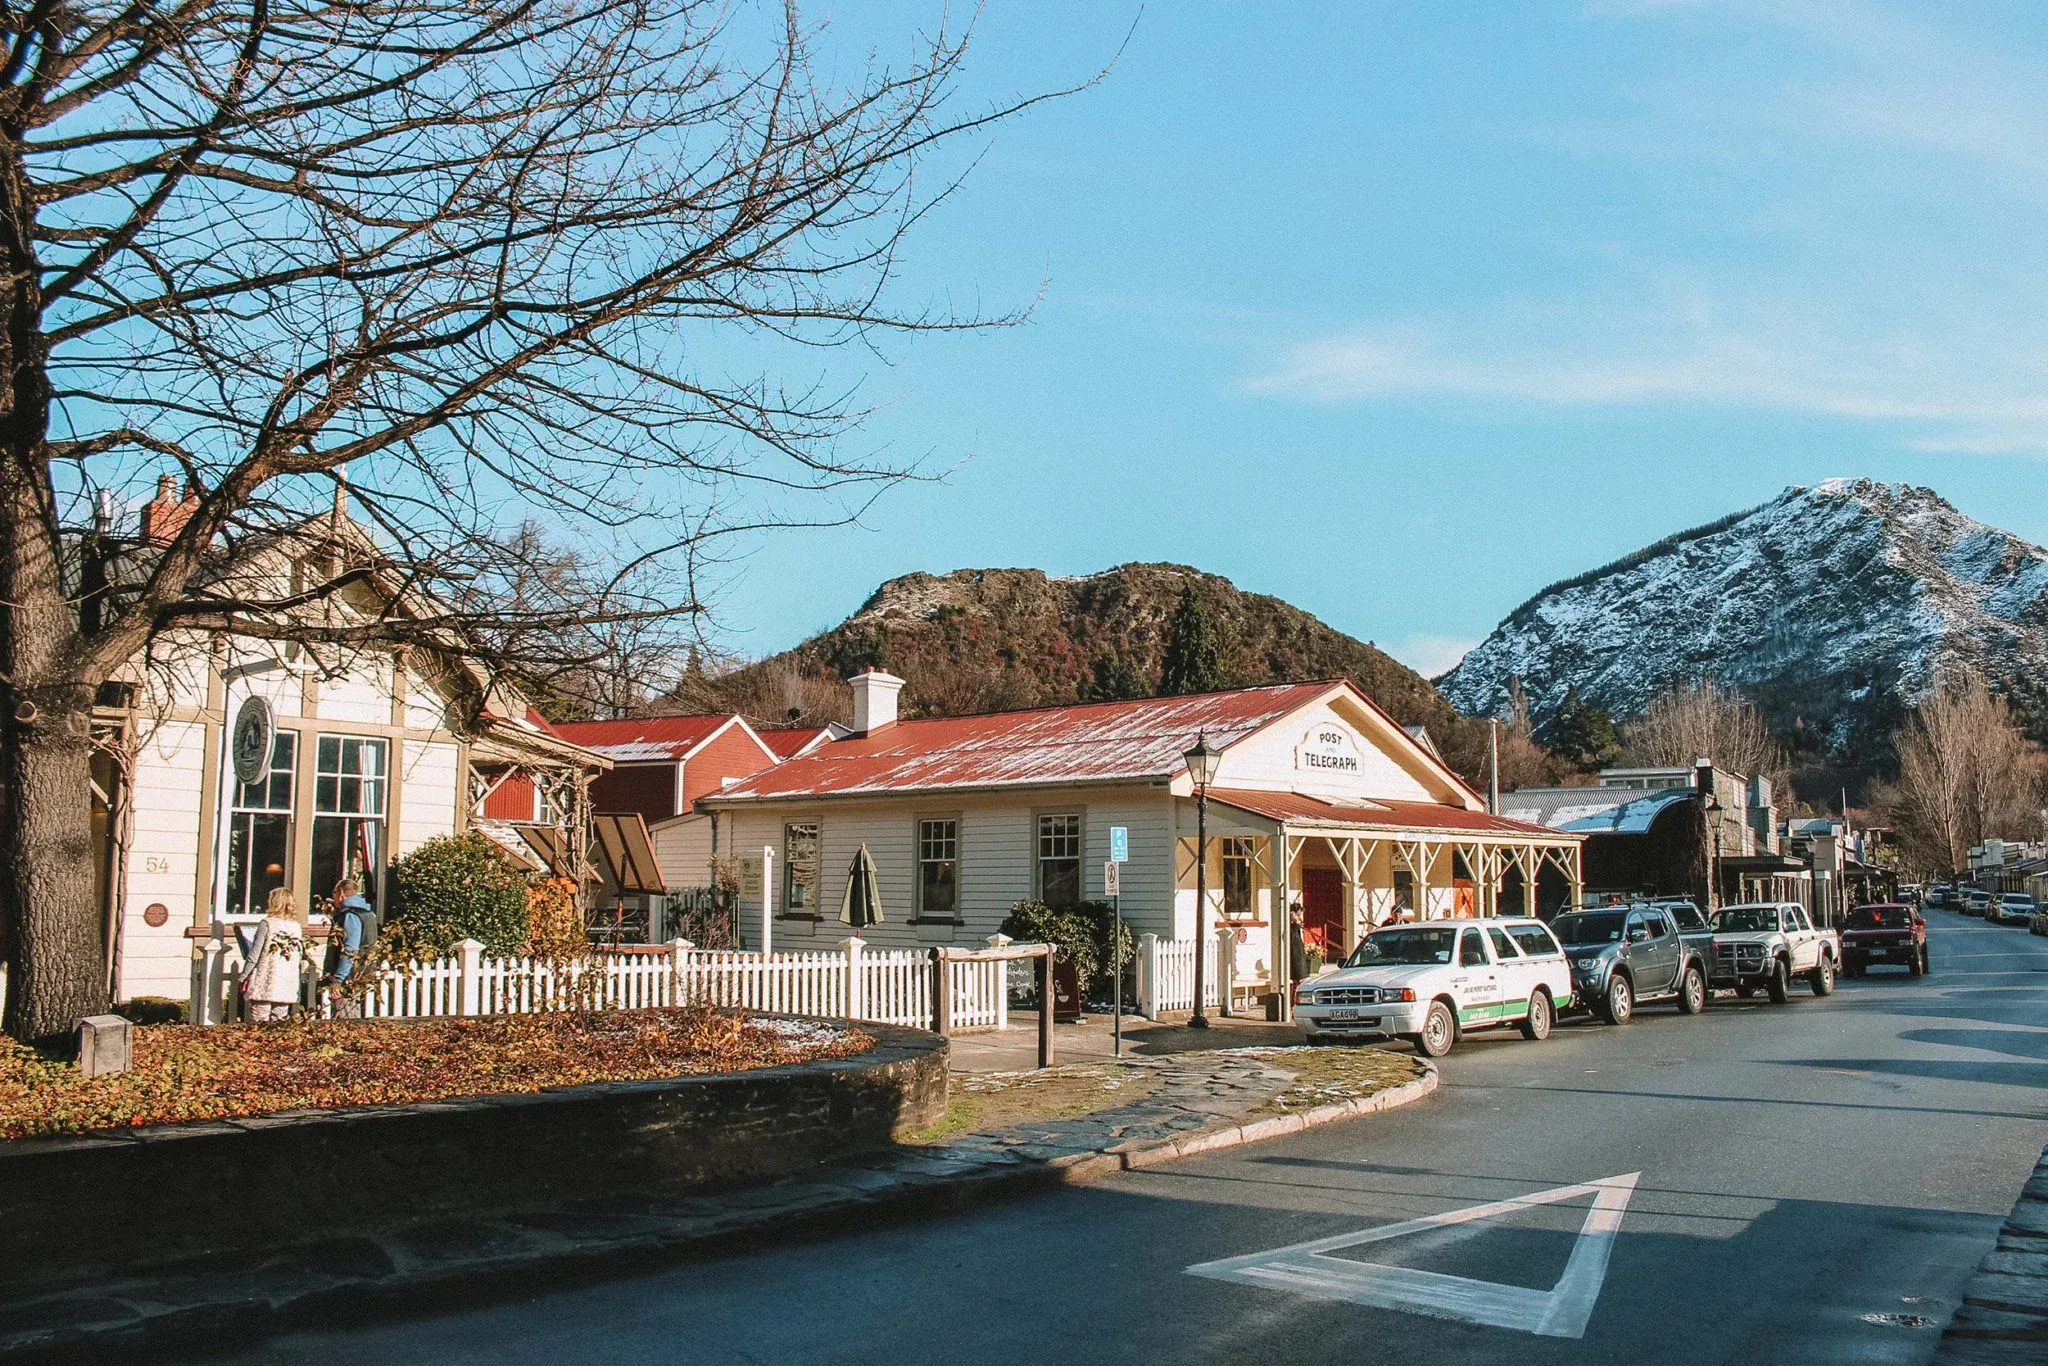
[191,925,1018,1034]
[1134,931,1234,1019]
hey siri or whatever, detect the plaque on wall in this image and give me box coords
[231,695,274,785]
[142,902,169,928]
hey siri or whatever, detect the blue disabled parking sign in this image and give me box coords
[1109,826,1128,864]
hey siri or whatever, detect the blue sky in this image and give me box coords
[706,1,2048,677]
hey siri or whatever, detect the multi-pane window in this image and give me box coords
[225,731,297,917]
[918,819,959,917]
[311,736,387,907]
[1036,814,1081,908]
[783,823,820,912]
[1221,837,1255,916]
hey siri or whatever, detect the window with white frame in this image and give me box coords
[1222,837,1256,916]
[311,735,387,907]
[918,819,959,918]
[783,823,820,912]
[224,730,297,917]
[1036,813,1081,908]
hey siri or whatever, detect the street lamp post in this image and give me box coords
[1184,733,1220,1030]
[1704,792,1724,911]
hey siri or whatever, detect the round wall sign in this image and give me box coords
[142,903,169,928]
[231,696,274,785]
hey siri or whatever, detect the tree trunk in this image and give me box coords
[0,680,105,1045]
[0,120,103,1045]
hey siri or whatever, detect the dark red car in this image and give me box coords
[1840,903,1928,977]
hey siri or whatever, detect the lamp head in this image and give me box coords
[1183,732,1221,788]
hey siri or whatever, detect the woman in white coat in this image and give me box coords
[241,887,308,1022]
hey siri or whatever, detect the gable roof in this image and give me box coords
[551,713,769,764]
[759,724,839,759]
[704,681,1473,805]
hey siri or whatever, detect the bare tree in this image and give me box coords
[1619,678,1786,790]
[1875,670,2048,874]
[0,0,1073,1041]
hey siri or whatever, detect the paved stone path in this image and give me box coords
[0,1047,1433,1363]
[1935,1141,2048,1364]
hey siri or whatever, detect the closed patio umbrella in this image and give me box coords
[840,843,885,928]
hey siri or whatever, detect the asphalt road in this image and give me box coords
[214,914,2048,1366]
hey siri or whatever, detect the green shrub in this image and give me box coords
[1000,900,1098,985]
[1073,901,1135,992]
[387,832,532,956]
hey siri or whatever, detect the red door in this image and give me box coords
[1302,868,1344,959]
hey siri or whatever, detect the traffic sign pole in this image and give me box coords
[1107,826,1128,1060]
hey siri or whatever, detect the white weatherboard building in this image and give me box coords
[88,484,605,1003]
[701,672,1583,1017]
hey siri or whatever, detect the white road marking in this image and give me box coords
[1185,1172,1640,1339]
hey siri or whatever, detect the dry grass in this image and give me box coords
[1234,1044,1428,1117]
[905,1063,1168,1144]
[0,1010,871,1141]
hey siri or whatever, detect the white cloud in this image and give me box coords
[1388,633,1479,680]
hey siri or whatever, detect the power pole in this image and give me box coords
[1488,718,1501,816]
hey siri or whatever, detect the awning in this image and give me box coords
[512,821,587,881]
[591,812,667,895]
[1203,788,1579,842]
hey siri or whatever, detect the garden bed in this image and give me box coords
[0,1008,871,1140]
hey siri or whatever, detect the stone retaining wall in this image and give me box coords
[0,1019,945,1291]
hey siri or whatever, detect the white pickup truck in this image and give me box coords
[1292,917,1574,1057]
[1708,901,1839,1003]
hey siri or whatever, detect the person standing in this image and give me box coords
[323,878,382,1016]
[241,888,308,1022]
[1288,901,1310,983]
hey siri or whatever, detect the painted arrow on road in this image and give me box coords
[1185,1172,1640,1339]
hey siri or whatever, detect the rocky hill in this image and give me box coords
[691,563,1496,781]
[1440,479,2048,782]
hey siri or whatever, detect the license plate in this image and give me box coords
[1326,1008,1358,1021]
[1868,949,1890,958]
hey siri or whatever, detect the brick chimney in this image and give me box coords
[138,474,200,546]
[847,668,905,736]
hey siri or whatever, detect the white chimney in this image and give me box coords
[847,669,905,735]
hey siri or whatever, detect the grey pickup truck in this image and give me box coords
[1551,903,1711,1025]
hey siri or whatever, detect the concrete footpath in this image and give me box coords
[0,1040,1434,1364]
[1934,1142,2048,1363]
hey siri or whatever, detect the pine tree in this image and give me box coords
[1159,585,1228,695]
[1082,650,1148,702]
[1540,686,1621,772]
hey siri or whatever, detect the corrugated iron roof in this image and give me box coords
[551,714,734,762]
[1559,787,1696,835]
[759,725,832,759]
[709,682,1342,801]
[1206,788,1578,841]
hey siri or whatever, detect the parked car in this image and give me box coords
[1293,917,1571,1057]
[1990,892,2039,927]
[1552,904,1709,1024]
[1708,902,1838,1002]
[1839,903,1929,976]
[1963,888,1992,917]
[2032,906,2048,937]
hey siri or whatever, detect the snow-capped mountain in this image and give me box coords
[1440,479,2048,754]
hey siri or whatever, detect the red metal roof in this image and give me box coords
[1206,788,1578,841]
[550,714,735,762]
[710,683,1342,801]
[759,726,830,759]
